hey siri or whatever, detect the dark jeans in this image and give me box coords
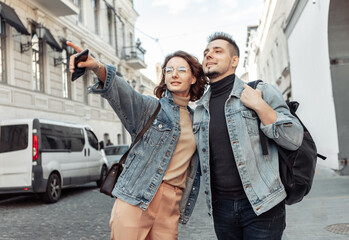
[212,198,286,240]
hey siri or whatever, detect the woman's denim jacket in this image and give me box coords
[88,64,200,224]
[193,76,303,216]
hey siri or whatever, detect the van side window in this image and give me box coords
[69,127,85,151]
[86,129,99,150]
[0,125,28,153]
[41,124,85,152]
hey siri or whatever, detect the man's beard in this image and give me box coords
[205,70,220,79]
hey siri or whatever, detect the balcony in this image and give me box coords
[122,44,147,69]
[31,0,79,16]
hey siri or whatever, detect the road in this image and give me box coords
[1,164,348,239]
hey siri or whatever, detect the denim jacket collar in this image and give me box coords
[163,90,194,114]
[197,76,245,108]
[162,90,177,106]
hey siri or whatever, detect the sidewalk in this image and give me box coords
[283,164,349,240]
[179,164,349,240]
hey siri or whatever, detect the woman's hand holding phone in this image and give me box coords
[66,41,103,81]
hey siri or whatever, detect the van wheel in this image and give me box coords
[96,165,108,187]
[42,173,61,203]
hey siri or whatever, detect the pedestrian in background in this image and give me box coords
[194,32,304,240]
[103,133,113,146]
[67,41,207,240]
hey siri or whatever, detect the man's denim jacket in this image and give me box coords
[193,76,303,216]
[88,64,200,224]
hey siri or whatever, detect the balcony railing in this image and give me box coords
[122,45,146,69]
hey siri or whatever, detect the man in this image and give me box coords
[193,32,304,239]
[103,133,113,146]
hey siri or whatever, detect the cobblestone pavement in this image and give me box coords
[0,185,114,240]
[0,164,348,240]
[178,183,216,240]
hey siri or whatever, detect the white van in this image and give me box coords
[0,118,108,203]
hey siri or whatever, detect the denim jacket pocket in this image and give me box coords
[241,110,259,135]
[143,118,172,147]
[192,123,200,134]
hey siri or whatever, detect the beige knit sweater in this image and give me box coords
[163,94,196,189]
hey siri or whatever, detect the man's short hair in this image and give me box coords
[207,32,240,57]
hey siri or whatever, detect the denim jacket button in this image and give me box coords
[202,148,206,152]
[202,127,206,131]
[158,124,163,129]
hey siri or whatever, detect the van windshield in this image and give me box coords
[0,125,28,153]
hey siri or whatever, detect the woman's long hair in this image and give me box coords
[154,51,208,102]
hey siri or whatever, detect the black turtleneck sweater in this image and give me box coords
[209,74,246,200]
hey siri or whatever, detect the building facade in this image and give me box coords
[0,0,156,145]
[244,0,349,173]
[244,0,296,101]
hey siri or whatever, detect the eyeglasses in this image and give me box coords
[163,66,190,75]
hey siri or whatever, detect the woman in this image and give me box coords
[67,41,207,240]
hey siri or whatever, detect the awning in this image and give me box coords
[105,1,114,10]
[0,2,30,35]
[40,26,62,52]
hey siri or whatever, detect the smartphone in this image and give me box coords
[71,49,89,81]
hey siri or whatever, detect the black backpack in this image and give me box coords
[248,80,326,205]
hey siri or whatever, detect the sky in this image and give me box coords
[133,0,264,82]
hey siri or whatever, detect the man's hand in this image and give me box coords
[241,84,277,125]
[241,84,264,111]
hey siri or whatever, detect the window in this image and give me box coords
[0,18,6,83]
[86,129,99,150]
[92,0,99,35]
[0,125,28,153]
[107,8,113,45]
[129,32,133,47]
[83,74,88,104]
[32,34,44,91]
[122,22,126,47]
[73,0,83,23]
[104,145,128,156]
[61,49,71,99]
[41,124,85,152]
[117,134,121,144]
[115,146,128,155]
[92,75,105,108]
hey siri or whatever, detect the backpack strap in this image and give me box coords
[248,81,327,161]
[247,80,269,155]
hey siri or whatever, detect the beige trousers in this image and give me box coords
[109,182,183,240]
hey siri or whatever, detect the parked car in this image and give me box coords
[0,118,108,203]
[103,144,129,168]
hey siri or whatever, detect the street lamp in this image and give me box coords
[139,84,145,94]
[20,24,45,53]
[131,79,137,88]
